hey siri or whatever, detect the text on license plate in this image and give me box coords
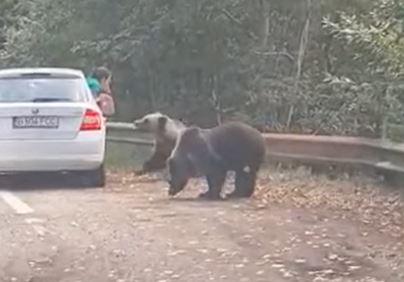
[13,116,59,129]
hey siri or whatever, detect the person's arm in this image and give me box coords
[100,76,112,95]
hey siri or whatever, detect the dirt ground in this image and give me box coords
[0,167,403,282]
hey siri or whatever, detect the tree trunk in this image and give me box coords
[210,74,222,125]
[148,69,156,111]
[287,0,312,130]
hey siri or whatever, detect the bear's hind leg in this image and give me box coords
[227,170,257,198]
[198,171,226,200]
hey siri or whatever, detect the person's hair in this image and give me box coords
[91,66,111,81]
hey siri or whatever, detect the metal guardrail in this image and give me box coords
[106,122,404,182]
[106,136,153,146]
[107,122,137,131]
[264,133,404,174]
[106,122,153,146]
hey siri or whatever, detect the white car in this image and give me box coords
[0,68,106,187]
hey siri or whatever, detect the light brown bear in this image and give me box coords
[133,112,186,174]
[167,121,266,200]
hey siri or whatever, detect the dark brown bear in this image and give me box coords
[167,121,266,200]
[133,112,186,174]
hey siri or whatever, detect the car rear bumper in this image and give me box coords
[0,132,105,172]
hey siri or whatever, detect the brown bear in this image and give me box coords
[166,121,266,200]
[133,112,186,174]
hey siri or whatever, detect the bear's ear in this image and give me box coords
[157,116,168,131]
[186,127,200,137]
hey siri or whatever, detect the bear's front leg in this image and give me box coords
[140,151,169,174]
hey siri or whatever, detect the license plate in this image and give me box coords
[12,116,59,129]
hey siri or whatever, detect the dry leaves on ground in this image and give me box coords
[254,166,404,239]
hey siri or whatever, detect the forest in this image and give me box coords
[1,0,404,137]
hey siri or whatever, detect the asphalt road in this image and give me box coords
[0,171,403,282]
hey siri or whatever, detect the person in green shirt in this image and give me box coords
[86,66,115,117]
[86,76,102,97]
[86,66,112,99]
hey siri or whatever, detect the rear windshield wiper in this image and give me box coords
[31,98,72,103]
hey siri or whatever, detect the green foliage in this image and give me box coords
[321,0,404,136]
[0,0,403,138]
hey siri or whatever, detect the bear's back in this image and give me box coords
[206,122,266,170]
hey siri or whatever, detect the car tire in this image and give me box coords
[78,165,106,188]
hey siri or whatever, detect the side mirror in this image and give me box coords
[97,93,115,117]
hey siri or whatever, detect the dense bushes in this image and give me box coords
[1,0,404,138]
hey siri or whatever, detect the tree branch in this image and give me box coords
[253,50,295,62]
[221,9,258,41]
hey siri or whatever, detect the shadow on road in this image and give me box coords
[0,173,101,191]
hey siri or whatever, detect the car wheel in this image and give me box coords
[78,165,106,187]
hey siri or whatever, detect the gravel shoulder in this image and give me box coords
[0,167,403,282]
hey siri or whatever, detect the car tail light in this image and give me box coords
[80,109,102,131]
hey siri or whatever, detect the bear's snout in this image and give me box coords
[133,118,150,131]
[133,119,141,127]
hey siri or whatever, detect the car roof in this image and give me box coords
[0,68,84,79]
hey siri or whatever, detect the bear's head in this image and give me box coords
[166,127,209,196]
[133,112,169,134]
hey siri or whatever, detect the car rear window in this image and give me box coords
[0,77,88,103]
